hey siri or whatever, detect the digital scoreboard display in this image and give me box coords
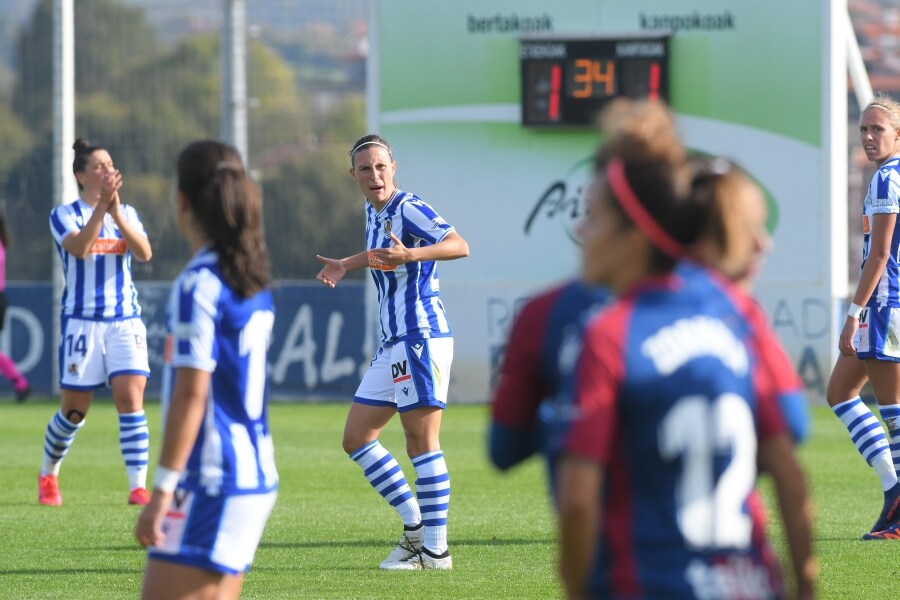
[520,35,670,127]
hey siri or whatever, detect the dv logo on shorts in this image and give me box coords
[392,360,411,383]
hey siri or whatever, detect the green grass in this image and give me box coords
[1,401,898,599]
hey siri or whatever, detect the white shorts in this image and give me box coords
[855,305,900,361]
[354,337,453,413]
[148,488,278,575]
[59,317,150,390]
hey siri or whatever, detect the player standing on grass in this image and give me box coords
[316,134,469,570]
[39,138,152,506]
[135,140,277,599]
[827,93,900,540]
[556,100,814,599]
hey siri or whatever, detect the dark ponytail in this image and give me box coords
[176,140,271,297]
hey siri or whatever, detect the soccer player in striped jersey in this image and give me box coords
[316,134,469,570]
[828,93,900,540]
[39,138,152,506]
[557,100,814,599]
[135,140,277,599]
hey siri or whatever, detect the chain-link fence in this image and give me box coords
[0,0,368,282]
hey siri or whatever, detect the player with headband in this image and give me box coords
[555,99,814,599]
[317,133,469,570]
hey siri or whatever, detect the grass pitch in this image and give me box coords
[0,400,897,598]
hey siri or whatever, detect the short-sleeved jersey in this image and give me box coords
[365,190,455,344]
[49,199,145,320]
[565,266,785,599]
[164,247,278,497]
[862,156,900,308]
[490,280,609,473]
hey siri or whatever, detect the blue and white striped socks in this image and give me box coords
[118,411,149,490]
[41,410,84,476]
[833,397,897,491]
[878,404,900,481]
[350,440,421,527]
[413,449,450,555]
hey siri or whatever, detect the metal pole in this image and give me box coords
[221,0,249,164]
[845,8,873,111]
[52,0,76,395]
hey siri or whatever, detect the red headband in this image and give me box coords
[606,158,685,259]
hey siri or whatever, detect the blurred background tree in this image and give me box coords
[1,0,366,281]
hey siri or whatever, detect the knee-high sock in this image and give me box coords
[41,410,85,476]
[833,397,897,490]
[413,450,450,554]
[119,411,149,490]
[350,440,421,527]
[879,405,900,480]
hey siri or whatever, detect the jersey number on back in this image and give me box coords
[658,393,756,549]
[239,310,274,419]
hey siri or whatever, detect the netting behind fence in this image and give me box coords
[0,0,368,282]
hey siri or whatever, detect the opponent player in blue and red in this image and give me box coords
[135,140,277,599]
[40,138,153,506]
[316,134,469,570]
[489,155,809,501]
[556,100,814,600]
[488,278,609,486]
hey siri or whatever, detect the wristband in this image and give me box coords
[848,302,864,319]
[152,466,181,493]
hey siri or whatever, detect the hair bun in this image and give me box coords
[72,138,90,152]
[598,99,684,168]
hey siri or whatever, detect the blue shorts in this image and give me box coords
[148,487,277,575]
[855,305,900,362]
[353,337,453,413]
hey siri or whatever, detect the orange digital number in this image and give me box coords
[571,58,616,98]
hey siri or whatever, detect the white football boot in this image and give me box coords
[392,547,453,570]
[379,526,424,569]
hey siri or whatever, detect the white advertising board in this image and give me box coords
[369,0,847,402]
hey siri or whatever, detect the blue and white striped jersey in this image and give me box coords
[163,247,278,496]
[49,199,145,320]
[862,156,900,308]
[365,190,455,344]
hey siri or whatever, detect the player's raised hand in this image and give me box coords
[98,170,123,212]
[369,232,411,267]
[316,254,346,288]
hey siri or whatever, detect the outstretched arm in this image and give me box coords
[316,251,368,288]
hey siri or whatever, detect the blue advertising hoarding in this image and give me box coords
[2,281,368,400]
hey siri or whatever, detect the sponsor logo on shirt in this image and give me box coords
[90,238,127,255]
[367,250,397,271]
